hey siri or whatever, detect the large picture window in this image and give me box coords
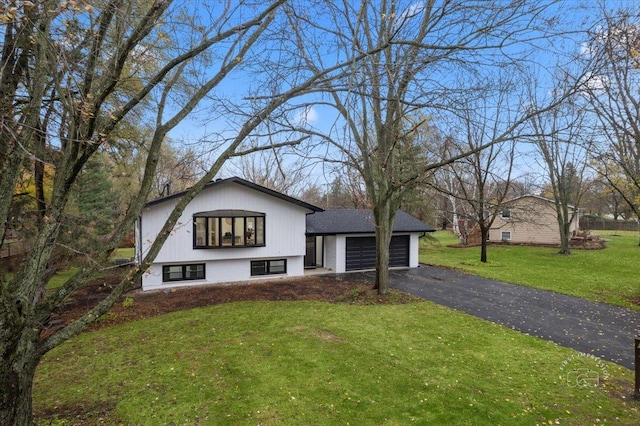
[162,263,205,282]
[251,259,287,276]
[194,210,265,248]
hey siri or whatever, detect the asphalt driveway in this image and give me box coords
[367,265,640,370]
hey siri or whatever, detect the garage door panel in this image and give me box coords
[346,236,409,271]
[345,237,376,271]
[389,236,409,267]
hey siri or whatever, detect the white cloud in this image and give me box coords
[294,106,319,125]
[578,72,609,93]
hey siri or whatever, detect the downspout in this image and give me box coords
[135,216,142,265]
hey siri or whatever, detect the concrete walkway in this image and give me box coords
[373,265,640,370]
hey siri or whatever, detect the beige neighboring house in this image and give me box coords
[489,195,579,245]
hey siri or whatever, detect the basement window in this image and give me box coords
[162,263,205,282]
[251,259,287,276]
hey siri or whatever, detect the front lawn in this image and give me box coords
[420,230,640,310]
[34,300,637,425]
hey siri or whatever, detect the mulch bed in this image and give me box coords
[52,268,421,331]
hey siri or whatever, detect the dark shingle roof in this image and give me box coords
[306,209,434,235]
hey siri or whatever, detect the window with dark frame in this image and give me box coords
[162,263,205,282]
[193,211,265,248]
[251,259,287,276]
[501,231,512,241]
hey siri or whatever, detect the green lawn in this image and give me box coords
[42,248,134,290]
[45,268,79,290]
[112,247,134,259]
[5,269,81,290]
[420,230,640,310]
[34,300,638,425]
[31,236,640,423]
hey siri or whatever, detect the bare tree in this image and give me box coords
[286,0,570,293]
[528,83,594,254]
[440,76,520,262]
[508,176,543,198]
[435,137,474,243]
[584,5,640,233]
[0,1,354,423]
[228,148,313,196]
[150,143,204,198]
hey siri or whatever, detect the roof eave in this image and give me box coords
[143,177,324,212]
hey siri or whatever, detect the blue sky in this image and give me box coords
[163,0,623,193]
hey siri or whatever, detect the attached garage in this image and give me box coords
[345,236,409,271]
[306,209,434,273]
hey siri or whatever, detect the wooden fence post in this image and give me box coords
[635,336,640,400]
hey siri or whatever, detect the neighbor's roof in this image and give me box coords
[144,176,323,212]
[306,209,435,235]
[505,194,576,209]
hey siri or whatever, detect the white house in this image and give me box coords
[136,177,321,291]
[136,177,434,291]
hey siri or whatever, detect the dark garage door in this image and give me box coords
[345,236,409,271]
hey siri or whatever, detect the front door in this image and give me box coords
[304,236,316,268]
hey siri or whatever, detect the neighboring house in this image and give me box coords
[489,195,579,245]
[306,209,434,272]
[136,177,434,291]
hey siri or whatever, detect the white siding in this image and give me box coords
[142,256,304,291]
[409,233,420,267]
[334,235,347,273]
[314,236,323,266]
[139,181,310,290]
[323,235,338,272]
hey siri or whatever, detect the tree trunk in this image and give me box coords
[34,120,47,224]
[480,226,488,263]
[34,159,46,228]
[0,330,41,426]
[448,194,462,242]
[373,202,394,295]
[558,222,571,255]
[374,228,392,295]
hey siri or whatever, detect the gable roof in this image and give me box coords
[504,194,576,209]
[144,176,323,212]
[306,209,434,235]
